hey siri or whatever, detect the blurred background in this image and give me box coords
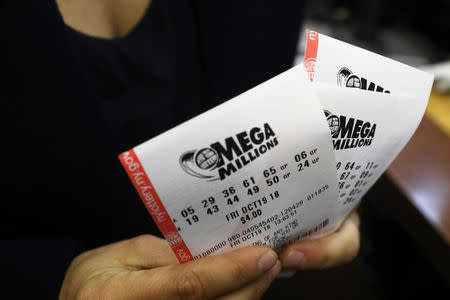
[264,1,450,299]
[295,0,450,66]
[2,1,449,299]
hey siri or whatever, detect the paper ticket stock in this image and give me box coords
[313,84,426,218]
[119,66,341,263]
[304,29,433,217]
[119,32,433,263]
[304,29,434,100]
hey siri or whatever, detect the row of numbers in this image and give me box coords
[336,161,379,205]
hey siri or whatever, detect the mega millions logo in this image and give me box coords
[324,110,377,150]
[180,123,278,181]
[337,67,391,93]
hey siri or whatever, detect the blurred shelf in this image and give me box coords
[387,116,450,245]
[425,90,450,136]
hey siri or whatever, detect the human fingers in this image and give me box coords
[216,260,281,300]
[130,246,279,300]
[112,234,179,269]
[279,212,360,270]
[58,235,179,300]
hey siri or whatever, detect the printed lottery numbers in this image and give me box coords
[223,186,240,205]
[201,197,219,215]
[240,191,280,225]
[365,161,377,169]
[345,162,355,170]
[340,171,351,180]
[336,161,358,171]
[306,185,329,201]
[181,206,199,226]
[243,177,260,196]
[295,151,309,172]
[295,148,319,173]
[263,167,280,187]
[337,160,378,204]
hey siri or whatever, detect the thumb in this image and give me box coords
[124,246,279,300]
[280,212,360,270]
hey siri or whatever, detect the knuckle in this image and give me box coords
[122,234,158,257]
[72,249,93,266]
[129,234,152,248]
[175,269,206,300]
[345,232,360,262]
[67,252,95,277]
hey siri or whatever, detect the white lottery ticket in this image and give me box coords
[303,29,433,219]
[303,29,434,100]
[313,84,428,220]
[120,66,341,263]
[303,29,433,151]
[119,31,433,263]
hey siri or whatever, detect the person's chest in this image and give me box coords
[55,0,152,40]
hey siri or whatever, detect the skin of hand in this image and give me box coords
[59,235,281,300]
[59,213,359,299]
[279,212,360,270]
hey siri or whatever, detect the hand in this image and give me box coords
[59,235,281,300]
[279,212,360,270]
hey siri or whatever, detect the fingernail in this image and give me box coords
[283,251,306,269]
[267,260,281,280]
[258,250,278,272]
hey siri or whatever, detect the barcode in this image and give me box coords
[289,218,330,244]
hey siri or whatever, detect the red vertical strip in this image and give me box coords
[119,149,193,263]
[304,29,319,82]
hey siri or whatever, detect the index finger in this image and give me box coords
[145,246,279,299]
[110,234,179,269]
